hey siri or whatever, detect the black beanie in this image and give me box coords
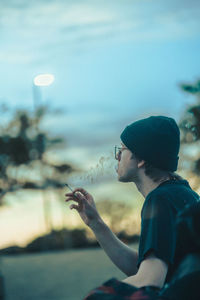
[120,116,180,171]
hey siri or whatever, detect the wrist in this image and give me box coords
[89,217,105,232]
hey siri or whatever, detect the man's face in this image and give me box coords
[116,142,140,183]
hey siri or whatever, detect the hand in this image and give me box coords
[65,187,101,227]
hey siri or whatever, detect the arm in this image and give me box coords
[122,252,168,288]
[65,187,138,276]
[90,218,138,276]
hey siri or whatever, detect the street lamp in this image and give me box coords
[34,74,55,86]
[32,73,55,232]
[32,73,55,108]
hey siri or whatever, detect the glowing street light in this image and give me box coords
[33,73,55,86]
[32,73,55,108]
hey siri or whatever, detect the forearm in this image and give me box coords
[122,274,142,287]
[90,218,138,276]
[122,273,163,288]
[122,274,152,288]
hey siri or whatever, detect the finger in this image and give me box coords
[70,204,80,211]
[65,197,80,203]
[73,187,90,198]
[72,191,86,201]
[66,192,81,199]
[65,193,74,196]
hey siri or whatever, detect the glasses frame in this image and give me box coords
[115,145,129,160]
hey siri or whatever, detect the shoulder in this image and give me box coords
[142,188,172,219]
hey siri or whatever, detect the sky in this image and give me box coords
[0,0,200,248]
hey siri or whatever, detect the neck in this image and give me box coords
[134,175,170,198]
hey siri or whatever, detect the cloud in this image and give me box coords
[0,0,199,65]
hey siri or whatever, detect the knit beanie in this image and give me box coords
[120,116,180,171]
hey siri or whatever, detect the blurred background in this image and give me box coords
[0,0,200,299]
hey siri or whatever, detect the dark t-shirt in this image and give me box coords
[137,179,199,283]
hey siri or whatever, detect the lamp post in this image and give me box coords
[32,73,55,232]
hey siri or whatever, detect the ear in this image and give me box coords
[138,160,145,168]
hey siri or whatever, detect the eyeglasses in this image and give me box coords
[114,145,128,160]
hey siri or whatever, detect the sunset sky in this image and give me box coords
[0,0,200,248]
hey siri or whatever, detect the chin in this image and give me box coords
[118,175,133,183]
[118,170,139,183]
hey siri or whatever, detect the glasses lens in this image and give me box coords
[118,149,121,160]
[115,146,118,160]
[115,146,121,160]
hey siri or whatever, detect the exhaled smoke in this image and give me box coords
[67,152,117,187]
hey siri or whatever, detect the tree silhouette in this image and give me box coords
[179,79,200,189]
[0,104,76,231]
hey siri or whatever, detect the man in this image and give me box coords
[159,201,200,300]
[83,202,200,300]
[65,115,199,289]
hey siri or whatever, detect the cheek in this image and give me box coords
[123,158,137,172]
[119,155,130,170]
[119,154,126,165]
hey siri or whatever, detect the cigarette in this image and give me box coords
[65,183,84,200]
[65,183,74,192]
